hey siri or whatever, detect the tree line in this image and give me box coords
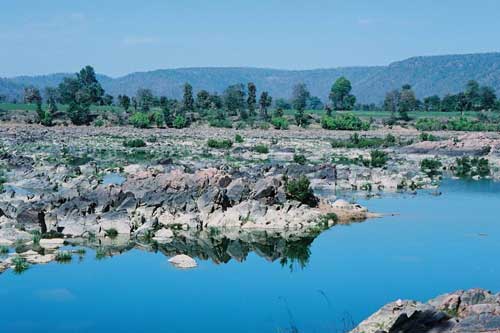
[15,65,500,128]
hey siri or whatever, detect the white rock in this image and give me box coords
[153,228,174,242]
[168,254,197,269]
[39,238,65,249]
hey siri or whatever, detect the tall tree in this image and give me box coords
[329,77,356,110]
[196,90,211,110]
[136,88,154,112]
[182,83,194,112]
[423,95,441,112]
[258,91,272,119]
[465,80,481,111]
[223,84,245,116]
[247,82,257,117]
[479,86,497,110]
[399,84,417,119]
[118,95,131,111]
[384,90,401,121]
[292,83,310,127]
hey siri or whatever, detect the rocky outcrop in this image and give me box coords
[351,288,500,333]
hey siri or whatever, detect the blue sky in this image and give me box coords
[1,0,499,77]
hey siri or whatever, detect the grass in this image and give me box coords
[12,256,29,274]
[253,144,269,154]
[55,251,72,263]
[0,245,9,254]
[207,138,233,149]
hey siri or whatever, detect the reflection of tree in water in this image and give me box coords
[279,237,313,271]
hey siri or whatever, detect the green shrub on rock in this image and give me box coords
[271,117,289,130]
[321,113,369,131]
[207,138,233,149]
[253,144,269,154]
[370,150,388,168]
[130,112,151,128]
[286,176,318,207]
[123,139,146,148]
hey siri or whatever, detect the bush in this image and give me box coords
[94,118,104,127]
[152,111,165,127]
[123,139,146,148]
[321,113,369,131]
[419,132,439,142]
[105,228,119,238]
[0,245,8,254]
[331,133,401,149]
[271,117,289,130]
[420,158,442,176]
[207,138,233,149]
[370,150,388,168]
[286,176,318,207]
[293,154,307,165]
[130,112,151,128]
[12,256,29,273]
[454,157,490,178]
[235,134,244,143]
[172,115,188,129]
[55,251,72,262]
[253,144,269,154]
[209,118,232,128]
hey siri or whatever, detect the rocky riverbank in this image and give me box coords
[1,124,500,273]
[351,288,500,333]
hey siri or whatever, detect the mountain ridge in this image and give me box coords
[1,52,499,104]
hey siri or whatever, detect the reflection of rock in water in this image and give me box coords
[68,228,318,269]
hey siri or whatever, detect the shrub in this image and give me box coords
[105,228,119,238]
[419,132,439,142]
[321,113,369,131]
[293,154,307,165]
[130,112,151,128]
[235,134,244,143]
[152,111,165,127]
[55,251,72,262]
[286,176,318,207]
[370,150,388,168]
[253,144,269,154]
[172,115,188,129]
[271,117,289,130]
[331,133,400,149]
[0,245,8,254]
[123,139,146,148]
[209,118,232,128]
[93,118,104,127]
[12,256,29,273]
[207,138,233,149]
[454,157,490,178]
[415,118,444,131]
[420,158,442,176]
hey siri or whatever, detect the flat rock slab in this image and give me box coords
[39,238,65,249]
[168,254,197,269]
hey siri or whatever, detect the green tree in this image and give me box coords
[224,84,245,116]
[258,91,272,119]
[329,77,356,110]
[136,88,154,112]
[479,86,497,110]
[118,95,131,111]
[196,90,211,110]
[384,90,400,121]
[247,82,257,117]
[292,83,310,127]
[399,84,416,120]
[182,83,194,112]
[423,95,441,112]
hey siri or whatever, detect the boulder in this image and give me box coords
[168,254,197,269]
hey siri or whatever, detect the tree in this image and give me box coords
[275,98,291,110]
[258,91,272,119]
[423,95,441,112]
[247,82,257,117]
[292,83,310,127]
[329,77,356,110]
[182,83,194,112]
[465,80,481,110]
[399,84,416,119]
[102,94,114,106]
[118,95,131,111]
[136,88,154,112]
[441,94,457,112]
[24,87,43,120]
[384,90,400,121]
[479,86,497,110]
[196,90,211,110]
[57,65,105,125]
[224,84,245,116]
[307,96,324,110]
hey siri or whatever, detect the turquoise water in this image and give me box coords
[1,180,499,333]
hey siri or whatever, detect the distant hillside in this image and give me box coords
[1,52,500,104]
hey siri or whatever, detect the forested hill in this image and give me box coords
[1,52,500,104]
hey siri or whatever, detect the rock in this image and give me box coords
[351,289,500,333]
[99,211,132,234]
[168,254,197,269]
[252,177,280,200]
[226,178,249,204]
[153,228,174,242]
[39,238,65,249]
